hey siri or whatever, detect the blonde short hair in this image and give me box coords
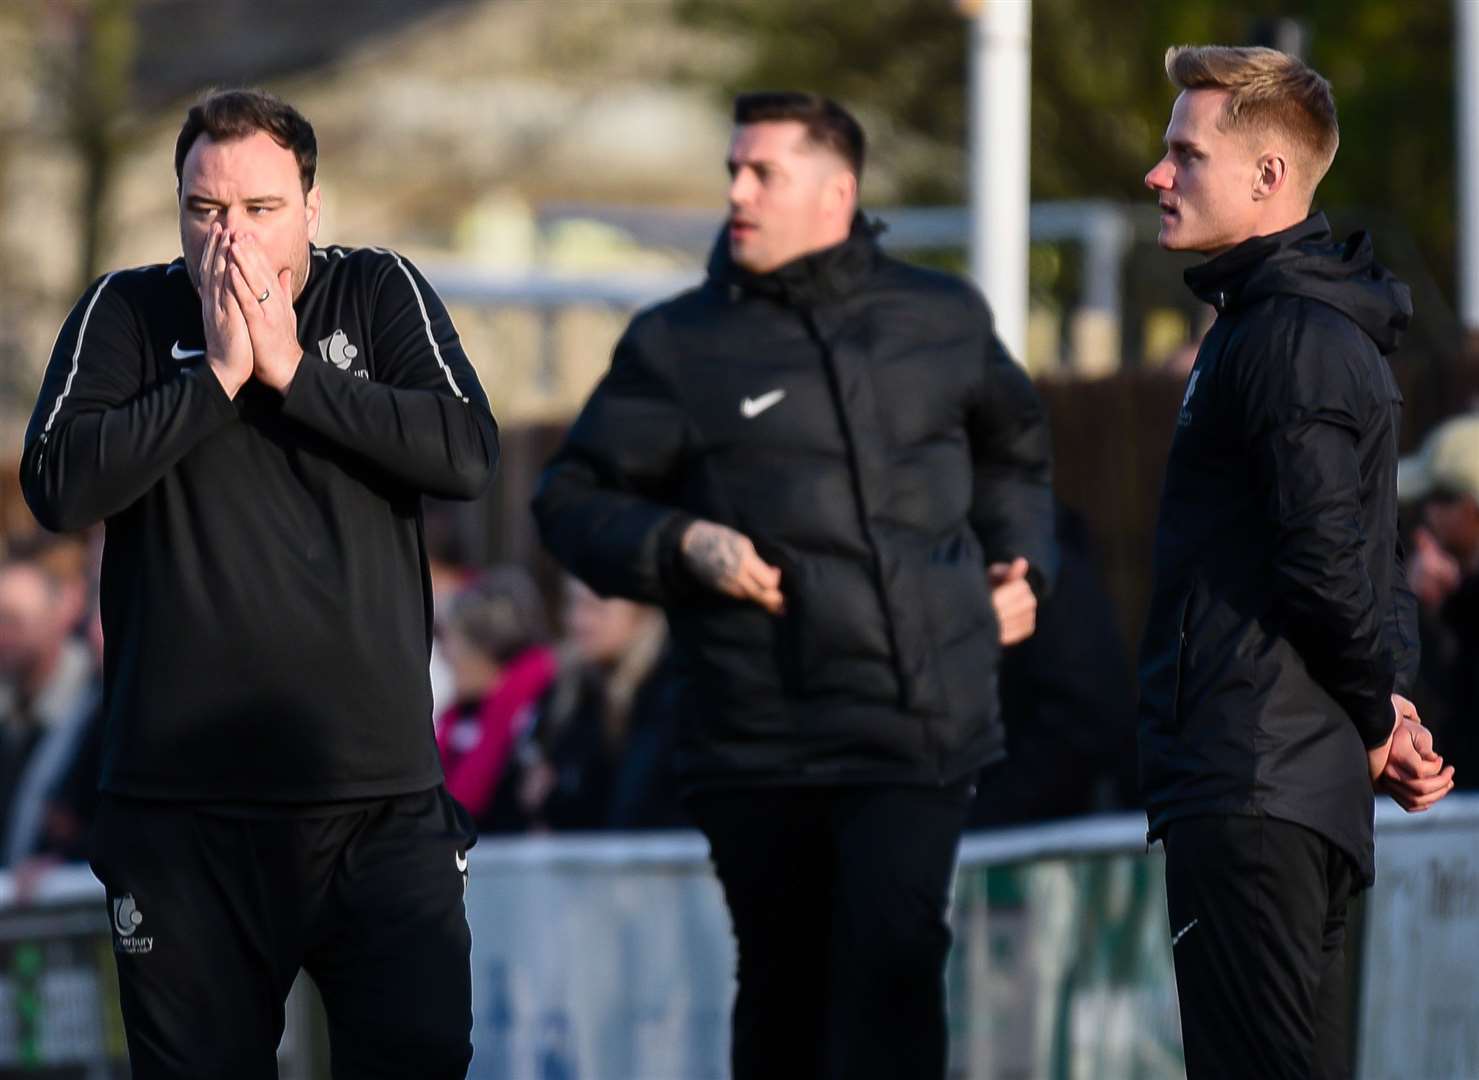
[1166,45,1339,192]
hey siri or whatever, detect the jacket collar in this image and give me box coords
[706,213,881,307]
[1183,213,1331,312]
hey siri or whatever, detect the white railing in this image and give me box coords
[2,795,1476,1079]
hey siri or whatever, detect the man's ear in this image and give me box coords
[1252,151,1289,202]
[825,168,858,220]
[305,185,322,241]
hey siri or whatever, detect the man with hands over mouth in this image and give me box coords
[180,116,318,401]
[196,224,300,398]
[23,89,497,1079]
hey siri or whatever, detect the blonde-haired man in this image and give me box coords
[1138,46,1454,1077]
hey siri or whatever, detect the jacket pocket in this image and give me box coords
[766,546,824,693]
[767,547,893,698]
[771,552,810,692]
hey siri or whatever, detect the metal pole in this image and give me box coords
[965,0,1032,363]
[1458,0,1479,331]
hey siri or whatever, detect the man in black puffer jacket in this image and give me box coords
[534,92,1055,1080]
[1138,46,1455,1079]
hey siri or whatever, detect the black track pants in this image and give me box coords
[89,786,476,1080]
[687,782,973,1080]
[1164,814,1357,1080]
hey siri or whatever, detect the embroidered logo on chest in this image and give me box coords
[318,329,368,379]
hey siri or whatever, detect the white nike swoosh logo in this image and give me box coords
[455,851,468,874]
[740,389,786,419]
[171,341,205,361]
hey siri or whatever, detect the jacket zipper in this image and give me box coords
[1172,589,1193,728]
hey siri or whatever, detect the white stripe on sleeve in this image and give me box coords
[42,271,119,435]
[371,247,467,402]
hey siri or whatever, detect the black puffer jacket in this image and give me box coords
[534,218,1056,790]
[1138,214,1420,884]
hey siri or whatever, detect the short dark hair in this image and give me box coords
[732,91,866,182]
[174,89,318,194]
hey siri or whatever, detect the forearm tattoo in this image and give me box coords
[685,525,744,587]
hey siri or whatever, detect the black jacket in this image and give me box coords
[534,218,1056,791]
[1138,214,1419,883]
[21,245,498,802]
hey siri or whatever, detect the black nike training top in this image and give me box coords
[20,245,499,802]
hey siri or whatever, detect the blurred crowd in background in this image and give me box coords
[3,400,1475,892]
[0,408,1470,884]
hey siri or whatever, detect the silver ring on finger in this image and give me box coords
[256,287,271,304]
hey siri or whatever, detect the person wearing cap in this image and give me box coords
[1400,412,1479,789]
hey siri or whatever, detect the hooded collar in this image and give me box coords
[1183,212,1413,355]
[1183,214,1333,312]
[705,213,882,308]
